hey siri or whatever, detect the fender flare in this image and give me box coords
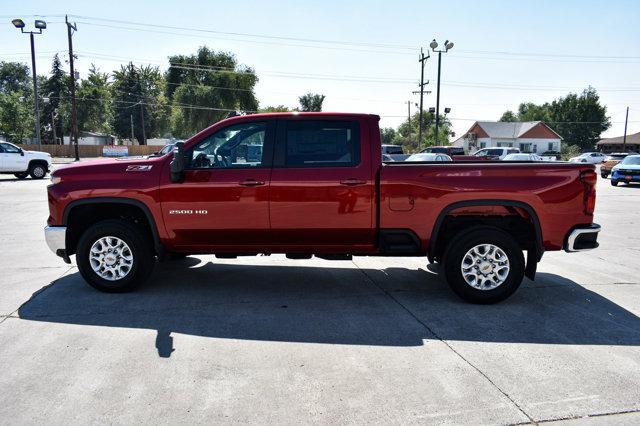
[428,199,544,266]
[63,197,163,254]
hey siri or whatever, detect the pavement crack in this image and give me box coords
[351,260,535,424]
[514,407,640,424]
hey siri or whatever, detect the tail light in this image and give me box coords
[580,170,597,215]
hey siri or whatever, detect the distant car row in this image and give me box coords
[382,144,561,162]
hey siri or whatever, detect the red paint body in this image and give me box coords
[48,113,596,256]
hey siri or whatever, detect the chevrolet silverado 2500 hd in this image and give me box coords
[45,113,600,303]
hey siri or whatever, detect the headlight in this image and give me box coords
[51,175,62,185]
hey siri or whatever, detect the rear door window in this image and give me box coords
[284,120,360,167]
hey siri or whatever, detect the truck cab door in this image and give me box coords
[0,143,26,172]
[159,120,275,251]
[269,118,375,251]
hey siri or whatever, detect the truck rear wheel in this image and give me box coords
[442,227,525,304]
[76,220,154,292]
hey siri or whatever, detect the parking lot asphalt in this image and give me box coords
[1,167,639,425]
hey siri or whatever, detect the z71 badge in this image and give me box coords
[126,165,153,172]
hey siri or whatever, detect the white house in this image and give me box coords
[455,121,562,154]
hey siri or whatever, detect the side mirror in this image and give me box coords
[170,141,186,183]
[19,149,24,156]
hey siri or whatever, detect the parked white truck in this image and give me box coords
[0,142,51,179]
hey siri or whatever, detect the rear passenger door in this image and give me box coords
[269,118,375,250]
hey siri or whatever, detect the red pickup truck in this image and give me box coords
[45,112,600,303]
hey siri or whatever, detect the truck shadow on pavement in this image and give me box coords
[18,258,640,357]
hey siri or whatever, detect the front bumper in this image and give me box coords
[565,223,601,252]
[612,170,640,182]
[44,226,70,263]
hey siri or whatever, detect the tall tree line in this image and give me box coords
[0,46,261,144]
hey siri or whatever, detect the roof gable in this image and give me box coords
[468,121,561,140]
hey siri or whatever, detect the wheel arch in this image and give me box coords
[63,197,163,256]
[428,199,544,265]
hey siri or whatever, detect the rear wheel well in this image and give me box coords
[432,214,537,262]
[65,202,156,256]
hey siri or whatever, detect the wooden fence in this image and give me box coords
[15,144,161,158]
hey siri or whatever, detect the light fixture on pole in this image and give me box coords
[430,39,454,145]
[12,18,46,148]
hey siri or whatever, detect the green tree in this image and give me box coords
[499,87,610,151]
[112,63,168,143]
[166,47,258,138]
[0,62,32,142]
[548,87,610,151]
[298,93,325,112]
[380,127,396,145]
[392,111,453,153]
[499,110,517,122]
[41,54,69,143]
[77,64,112,134]
[0,92,32,143]
[259,105,290,112]
[0,61,30,94]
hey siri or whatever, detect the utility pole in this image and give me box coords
[407,100,411,138]
[417,48,430,146]
[139,103,146,145]
[51,111,57,144]
[66,15,80,161]
[130,114,135,142]
[622,106,629,152]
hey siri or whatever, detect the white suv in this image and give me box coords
[473,147,520,160]
[0,142,52,179]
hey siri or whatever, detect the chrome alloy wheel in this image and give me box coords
[461,244,510,290]
[89,236,134,281]
[32,165,45,178]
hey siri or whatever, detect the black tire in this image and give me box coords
[601,171,608,178]
[76,220,154,292]
[28,162,47,179]
[442,227,525,304]
[14,172,28,179]
[611,180,618,186]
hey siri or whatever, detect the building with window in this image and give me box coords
[455,121,562,154]
[596,132,640,154]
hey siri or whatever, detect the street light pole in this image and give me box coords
[434,50,442,146]
[430,39,454,146]
[28,32,42,150]
[12,19,46,148]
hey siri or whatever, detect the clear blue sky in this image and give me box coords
[2,0,639,139]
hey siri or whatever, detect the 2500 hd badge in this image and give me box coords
[168,209,208,215]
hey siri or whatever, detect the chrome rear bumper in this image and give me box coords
[44,226,70,263]
[565,223,601,252]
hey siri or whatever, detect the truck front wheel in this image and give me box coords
[29,162,47,179]
[442,227,525,304]
[76,220,154,292]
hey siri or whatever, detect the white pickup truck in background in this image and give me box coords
[0,142,52,179]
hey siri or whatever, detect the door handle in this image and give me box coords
[239,179,265,187]
[340,179,366,186]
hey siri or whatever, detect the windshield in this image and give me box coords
[621,156,640,166]
[423,147,448,154]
